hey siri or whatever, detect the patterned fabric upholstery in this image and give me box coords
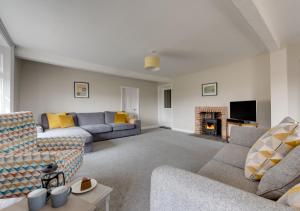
[245,120,299,180]
[278,183,300,208]
[0,112,85,198]
[0,112,37,154]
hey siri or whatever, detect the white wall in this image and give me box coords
[172,53,271,132]
[287,44,300,121]
[270,48,289,126]
[18,60,158,127]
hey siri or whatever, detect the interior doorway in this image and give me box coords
[158,84,173,128]
[121,86,139,119]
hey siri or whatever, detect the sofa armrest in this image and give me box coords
[134,120,141,133]
[37,136,85,151]
[229,126,268,148]
[150,166,294,211]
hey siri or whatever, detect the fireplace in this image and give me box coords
[203,118,221,136]
[195,106,228,139]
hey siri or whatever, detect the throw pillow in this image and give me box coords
[257,136,300,200]
[114,112,128,124]
[59,115,75,128]
[278,183,300,208]
[245,118,298,180]
[47,112,67,129]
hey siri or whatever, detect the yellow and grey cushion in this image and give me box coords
[245,120,299,180]
[278,183,300,208]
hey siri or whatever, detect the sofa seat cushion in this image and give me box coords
[77,112,105,126]
[37,127,93,144]
[109,123,135,131]
[198,160,259,193]
[80,124,112,134]
[214,143,250,169]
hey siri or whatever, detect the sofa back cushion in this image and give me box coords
[105,111,116,124]
[0,111,37,154]
[257,139,300,200]
[41,112,78,130]
[245,118,299,180]
[77,112,105,126]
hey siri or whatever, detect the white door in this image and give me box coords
[158,84,172,128]
[121,86,139,118]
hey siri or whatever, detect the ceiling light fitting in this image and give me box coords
[144,50,160,71]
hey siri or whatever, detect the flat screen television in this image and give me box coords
[230,100,256,122]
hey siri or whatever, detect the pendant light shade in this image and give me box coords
[144,52,160,71]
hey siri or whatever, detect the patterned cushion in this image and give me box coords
[278,183,300,208]
[0,112,37,154]
[245,119,298,180]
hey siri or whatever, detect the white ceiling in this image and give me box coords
[0,0,294,81]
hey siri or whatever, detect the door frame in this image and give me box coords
[120,86,140,118]
[158,84,173,128]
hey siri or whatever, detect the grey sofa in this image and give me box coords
[150,126,296,211]
[38,111,141,153]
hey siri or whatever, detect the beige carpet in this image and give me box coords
[76,128,224,211]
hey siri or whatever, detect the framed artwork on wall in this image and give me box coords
[202,82,217,96]
[74,82,89,98]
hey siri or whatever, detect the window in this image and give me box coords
[164,89,171,108]
[0,47,12,114]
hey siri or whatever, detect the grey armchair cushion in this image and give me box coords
[80,124,112,133]
[214,143,249,169]
[109,123,135,131]
[77,112,105,126]
[105,111,116,124]
[257,145,300,200]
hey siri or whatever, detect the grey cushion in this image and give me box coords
[80,124,112,134]
[214,143,250,169]
[77,112,105,126]
[109,123,135,131]
[257,145,300,200]
[37,127,92,144]
[198,160,259,193]
[229,126,268,148]
[105,111,116,124]
[41,112,78,130]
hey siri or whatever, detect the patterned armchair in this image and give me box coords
[0,111,85,198]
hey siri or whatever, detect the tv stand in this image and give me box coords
[227,119,259,139]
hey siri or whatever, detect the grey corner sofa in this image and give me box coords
[150,126,296,211]
[37,111,141,153]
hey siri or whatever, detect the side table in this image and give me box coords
[70,179,113,211]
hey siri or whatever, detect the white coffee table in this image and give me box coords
[70,179,113,211]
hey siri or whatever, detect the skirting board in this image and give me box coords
[172,128,194,134]
[141,125,160,130]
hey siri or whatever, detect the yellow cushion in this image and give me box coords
[114,112,128,124]
[47,112,67,129]
[245,119,299,180]
[59,115,75,128]
[278,183,300,208]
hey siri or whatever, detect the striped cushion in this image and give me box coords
[0,112,37,154]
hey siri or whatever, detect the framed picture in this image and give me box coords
[74,82,89,98]
[202,82,217,96]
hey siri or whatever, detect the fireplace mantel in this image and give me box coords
[195,106,228,139]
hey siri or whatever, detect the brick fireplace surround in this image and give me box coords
[195,106,228,140]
